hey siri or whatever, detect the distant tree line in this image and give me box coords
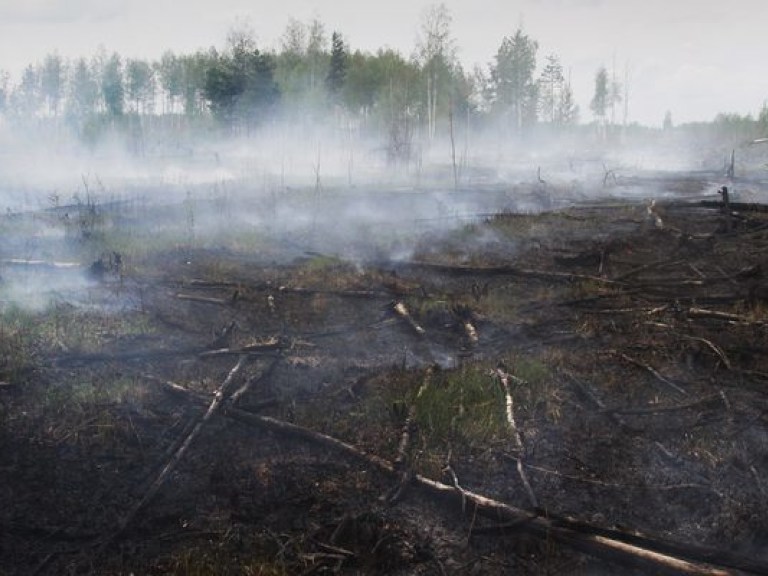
[0,3,765,154]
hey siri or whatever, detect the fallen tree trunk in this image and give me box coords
[700,200,768,213]
[150,378,764,575]
[381,261,624,286]
[223,409,762,576]
[175,293,232,306]
[0,258,83,269]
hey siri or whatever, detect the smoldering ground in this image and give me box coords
[2,111,768,576]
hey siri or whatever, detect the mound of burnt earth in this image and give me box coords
[1,188,767,575]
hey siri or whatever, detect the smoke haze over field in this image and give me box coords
[0,0,766,312]
[0,0,766,125]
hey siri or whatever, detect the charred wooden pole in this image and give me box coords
[726,149,735,180]
[718,186,732,232]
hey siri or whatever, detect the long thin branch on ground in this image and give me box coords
[599,394,722,416]
[611,351,688,395]
[687,307,761,325]
[383,261,625,286]
[642,326,734,371]
[495,368,538,509]
[229,356,281,406]
[175,293,233,306]
[107,356,249,544]
[387,368,433,504]
[612,258,685,282]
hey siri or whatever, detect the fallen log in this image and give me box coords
[381,261,624,286]
[700,200,768,213]
[198,339,288,358]
[151,378,767,575]
[277,286,391,299]
[185,278,241,288]
[175,293,232,306]
[226,410,758,575]
[0,258,83,269]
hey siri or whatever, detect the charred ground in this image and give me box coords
[1,172,767,575]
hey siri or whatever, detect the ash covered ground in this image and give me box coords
[1,147,768,575]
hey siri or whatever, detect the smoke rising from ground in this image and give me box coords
[1,108,764,312]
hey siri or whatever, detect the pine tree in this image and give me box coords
[538,54,563,124]
[101,53,125,117]
[67,58,99,119]
[326,31,347,98]
[490,28,538,134]
[40,53,65,117]
[557,81,579,126]
[663,110,673,131]
[590,66,608,123]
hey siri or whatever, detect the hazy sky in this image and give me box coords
[0,0,765,126]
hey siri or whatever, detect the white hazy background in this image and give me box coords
[0,0,766,127]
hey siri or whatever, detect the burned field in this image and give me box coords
[1,175,768,575]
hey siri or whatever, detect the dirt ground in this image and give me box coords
[1,172,767,575]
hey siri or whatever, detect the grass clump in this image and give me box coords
[405,356,553,459]
[412,365,507,452]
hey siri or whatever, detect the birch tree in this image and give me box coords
[415,3,456,141]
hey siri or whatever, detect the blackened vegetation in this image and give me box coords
[1,180,768,575]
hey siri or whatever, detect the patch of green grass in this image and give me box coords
[41,375,146,412]
[405,295,452,321]
[413,365,507,452]
[504,354,558,419]
[303,253,345,272]
[406,356,555,457]
[38,305,154,354]
[474,283,524,322]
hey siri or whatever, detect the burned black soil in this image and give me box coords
[1,177,768,575]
